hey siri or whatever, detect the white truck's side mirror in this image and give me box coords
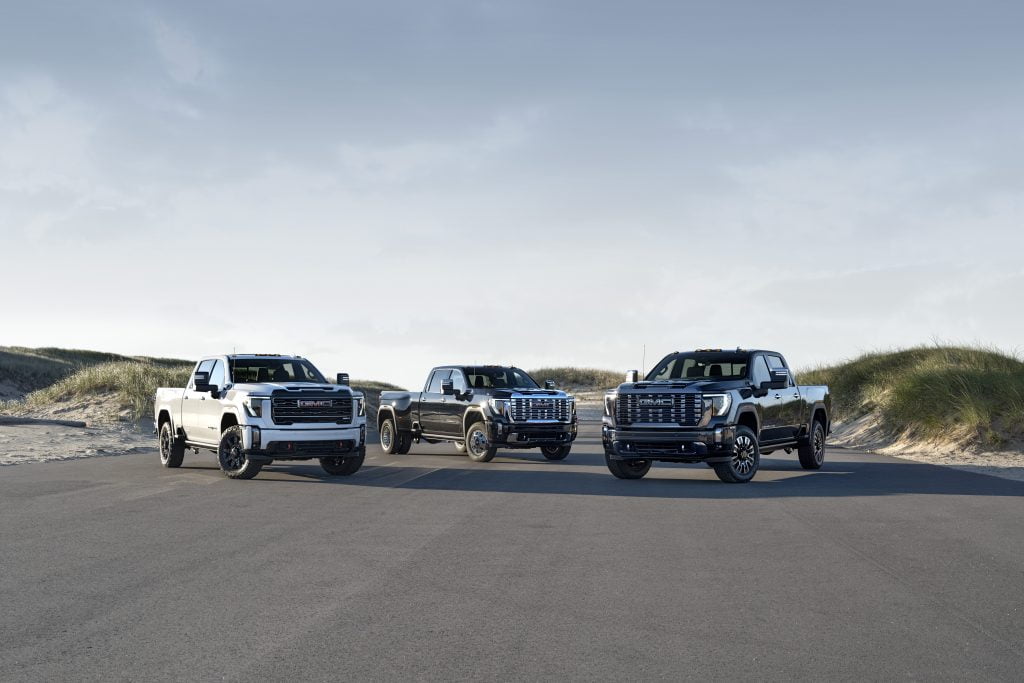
[626,370,639,383]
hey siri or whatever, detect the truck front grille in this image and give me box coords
[509,397,571,422]
[271,395,353,425]
[617,393,702,426]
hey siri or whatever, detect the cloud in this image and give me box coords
[149,16,220,86]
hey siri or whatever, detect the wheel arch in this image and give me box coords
[463,408,486,436]
[220,411,240,433]
[735,407,759,437]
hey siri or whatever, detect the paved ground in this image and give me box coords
[2,424,1023,681]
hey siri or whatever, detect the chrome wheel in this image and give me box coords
[813,424,825,465]
[380,421,393,451]
[732,434,757,476]
[159,425,171,464]
[468,429,489,457]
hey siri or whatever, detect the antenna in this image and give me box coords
[641,344,646,375]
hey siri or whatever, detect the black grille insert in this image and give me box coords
[617,393,703,426]
[271,394,353,424]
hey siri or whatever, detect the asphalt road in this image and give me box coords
[2,424,1023,681]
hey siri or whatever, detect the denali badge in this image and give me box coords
[298,400,332,408]
[639,398,672,407]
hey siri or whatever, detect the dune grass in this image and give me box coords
[6,361,194,421]
[0,346,190,395]
[800,346,1024,448]
[529,367,623,392]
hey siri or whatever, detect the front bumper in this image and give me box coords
[603,425,735,462]
[488,420,577,448]
[242,424,366,462]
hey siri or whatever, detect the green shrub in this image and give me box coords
[529,367,623,392]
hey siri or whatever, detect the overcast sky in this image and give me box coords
[2,1,1022,388]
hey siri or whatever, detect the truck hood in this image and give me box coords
[228,382,361,396]
[613,379,748,394]
[484,388,572,399]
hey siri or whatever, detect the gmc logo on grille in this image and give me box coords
[297,400,332,408]
[638,398,672,406]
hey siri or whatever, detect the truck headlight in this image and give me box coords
[244,397,265,418]
[488,398,510,416]
[604,393,616,417]
[355,397,365,417]
[703,393,731,417]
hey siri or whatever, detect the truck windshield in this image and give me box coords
[229,358,327,384]
[464,366,539,389]
[646,353,749,381]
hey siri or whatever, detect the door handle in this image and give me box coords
[773,394,781,399]
[792,393,800,398]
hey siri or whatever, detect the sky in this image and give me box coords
[2,0,1022,389]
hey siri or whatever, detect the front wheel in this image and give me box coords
[541,444,571,460]
[605,451,651,479]
[217,425,262,480]
[320,450,365,476]
[158,421,185,468]
[798,420,826,470]
[713,426,759,483]
[465,422,497,462]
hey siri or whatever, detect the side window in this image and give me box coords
[751,355,771,386]
[427,369,451,393]
[193,359,215,388]
[450,370,467,393]
[208,360,226,388]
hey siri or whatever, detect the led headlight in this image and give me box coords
[703,393,731,417]
[604,393,617,417]
[488,398,510,416]
[243,396,266,418]
[355,397,365,417]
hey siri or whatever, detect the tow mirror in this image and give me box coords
[457,388,474,401]
[769,368,789,390]
[625,370,640,383]
[336,373,350,386]
[194,371,212,392]
[544,379,556,389]
[441,379,455,396]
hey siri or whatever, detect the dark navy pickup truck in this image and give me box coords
[377,365,577,462]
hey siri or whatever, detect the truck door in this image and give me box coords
[441,369,470,437]
[419,369,450,435]
[765,354,801,441]
[194,359,228,443]
[182,359,215,441]
[751,354,787,443]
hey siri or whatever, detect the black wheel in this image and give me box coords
[541,444,571,460]
[798,420,826,470]
[713,426,759,483]
[395,432,412,454]
[465,422,497,462]
[320,449,365,476]
[454,441,467,453]
[217,425,262,479]
[605,451,651,479]
[158,421,185,468]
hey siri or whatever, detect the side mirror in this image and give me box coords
[336,373,350,386]
[457,388,474,401]
[194,371,212,392]
[544,379,556,389]
[440,379,455,396]
[769,368,789,390]
[625,370,639,383]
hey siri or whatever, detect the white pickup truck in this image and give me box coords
[154,354,367,479]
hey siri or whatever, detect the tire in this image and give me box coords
[380,417,411,455]
[605,451,651,479]
[217,425,262,480]
[320,449,365,476]
[465,422,497,462]
[798,420,826,470]
[541,444,571,460]
[454,441,467,453]
[713,426,759,483]
[158,421,185,468]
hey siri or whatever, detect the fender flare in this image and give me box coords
[377,405,398,430]
[734,405,760,435]
[809,401,830,434]
[462,407,487,436]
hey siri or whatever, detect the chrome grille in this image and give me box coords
[617,393,702,426]
[509,397,571,422]
[271,395,353,424]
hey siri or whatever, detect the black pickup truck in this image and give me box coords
[602,349,830,483]
[377,366,577,462]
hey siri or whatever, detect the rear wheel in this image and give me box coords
[798,420,826,470]
[605,452,651,479]
[217,425,262,480]
[541,444,571,460]
[320,449,365,476]
[380,418,411,455]
[158,421,185,468]
[713,426,759,483]
[465,422,497,463]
